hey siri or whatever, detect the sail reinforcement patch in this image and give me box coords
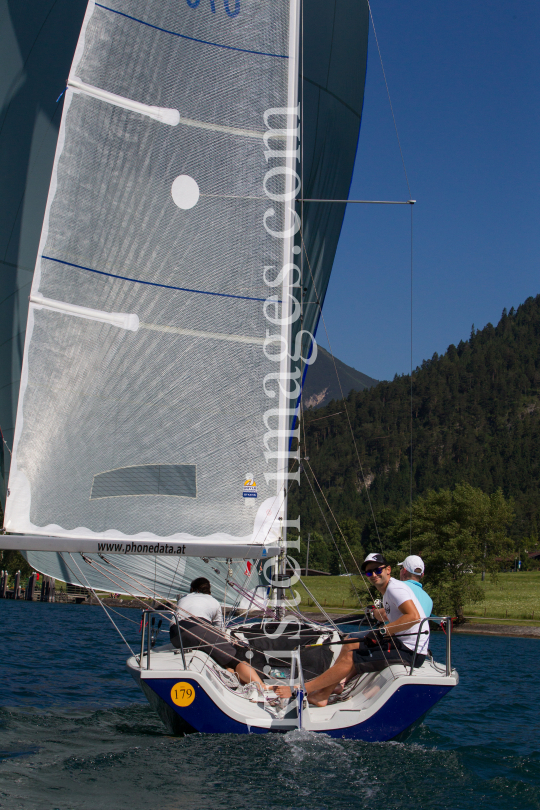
[90,465,196,499]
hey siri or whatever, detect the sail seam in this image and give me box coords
[0,258,35,272]
[42,256,271,303]
[303,77,362,120]
[95,4,288,59]
[0,334,25,353]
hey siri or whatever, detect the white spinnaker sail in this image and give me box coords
[5,0,299,548]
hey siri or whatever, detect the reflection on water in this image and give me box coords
[1,601,539,810]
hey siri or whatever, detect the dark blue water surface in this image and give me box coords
[1,601,539,810]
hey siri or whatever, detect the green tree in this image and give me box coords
[329,517,363,575]
[362,507,400,554]
[297,531,332,573]
[0,550,33,580]
[388,484,514,619]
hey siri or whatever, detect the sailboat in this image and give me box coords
[0,0,458,739]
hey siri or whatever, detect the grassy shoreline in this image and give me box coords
[292,571,540,623]
[46,571,539,626]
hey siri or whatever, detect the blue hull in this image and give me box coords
[143,676,452,741]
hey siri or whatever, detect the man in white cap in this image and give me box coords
[398,555,433,618]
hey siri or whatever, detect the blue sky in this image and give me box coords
[317,0,540,382]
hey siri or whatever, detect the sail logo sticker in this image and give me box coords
[243,479,257,498]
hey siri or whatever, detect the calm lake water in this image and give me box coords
[1,601,539,810]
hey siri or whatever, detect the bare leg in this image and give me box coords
[274,642,359,707]
[304,660,357,707]
[235,661,265,687]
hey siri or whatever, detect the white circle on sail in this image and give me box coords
[171,175,199,210]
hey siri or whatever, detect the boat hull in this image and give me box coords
[128,651,457,741]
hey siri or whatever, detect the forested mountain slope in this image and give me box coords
[292,295,540,544]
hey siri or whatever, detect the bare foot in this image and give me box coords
[332,678,347,696]
[306,688,331,707]
[273,684,294,699]
[307,696,329,707]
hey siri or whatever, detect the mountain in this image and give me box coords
[302,346,379,409]
[291,295,540,544]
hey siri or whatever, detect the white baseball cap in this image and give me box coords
[398,555,425,575]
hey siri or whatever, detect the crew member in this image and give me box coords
[176,576,225,628]
[398,554,433,617]
[274,553,429,706]
[372,554,433,623]
[170,577,265,688]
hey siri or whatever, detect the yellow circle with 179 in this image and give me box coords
[170,682,196,707]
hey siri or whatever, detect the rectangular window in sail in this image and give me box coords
[90,465,196,500]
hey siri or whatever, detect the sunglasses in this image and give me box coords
[364,565,387,577]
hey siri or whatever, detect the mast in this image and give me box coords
[274,0,301,615]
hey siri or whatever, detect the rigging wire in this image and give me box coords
[304,459,362,579]
[297,3,417,560]
[367,2,416,553]
[299,228,384,554]
[166,556,184,601]
[296,574,340,631]
[366,0,412,198]
[67,553,136,655]
[91,554,328,673]
[410,203,414,554]
[0,428,12,508]
[298,467,406,674]
[301,462,363,603]
[307,411,343,423]
[297,238,412,669]
[69,555,171,623]
[0,430,12,457]
[301,457,403,671]
[81,555,175,610]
